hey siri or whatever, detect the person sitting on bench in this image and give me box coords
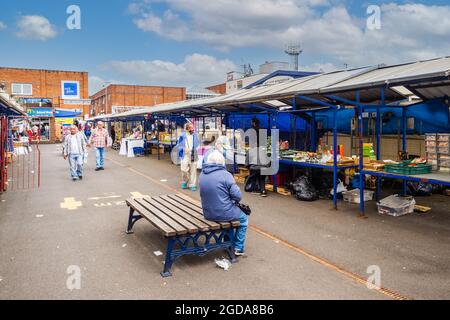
[199,150,248,256]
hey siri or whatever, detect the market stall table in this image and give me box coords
[119,138,145,158]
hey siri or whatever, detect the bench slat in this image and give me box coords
[151,196,211,232]
[167,195,233,229]
[176,193,202,208]
[134,198,188,235]
[173,194,241,228]
[159,195,221,230]
[142,197,199,234]
[126,199,177,237]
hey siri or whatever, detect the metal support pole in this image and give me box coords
[157,116,160,160]
[357,92,366,216]
[402,106,407,195]
[333,107,338,210]
[376,88,383,200]
[311,112,317,152]
[271,112,278,192]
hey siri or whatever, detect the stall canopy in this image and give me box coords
[0,92,25,116]
[88,56,450,120]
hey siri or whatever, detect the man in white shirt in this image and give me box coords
[63,125,87,181]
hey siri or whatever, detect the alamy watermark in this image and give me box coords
[170,128,280,176]
[366,5,381,30]
[366,265,381,290]
[66,265,81,291]
[66,5,81,30]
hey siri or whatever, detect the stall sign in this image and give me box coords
[27,107,53,117]
[55,118,74,125]
[19,98,52,107]
[61,81,80,99]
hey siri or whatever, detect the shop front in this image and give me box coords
[26,106,54,143]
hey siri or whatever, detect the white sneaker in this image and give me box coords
[234,250,245,256]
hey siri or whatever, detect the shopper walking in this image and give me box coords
[89,121,109,171]
[199,150,248,256]
[177,122,199,191]
[63,125,87,181]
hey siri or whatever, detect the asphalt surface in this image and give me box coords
[0,144,449,299]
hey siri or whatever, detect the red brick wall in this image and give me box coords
[206,83,226,95]
[0,67,89,115]
[0,67,89,143]
[90,84,186,116]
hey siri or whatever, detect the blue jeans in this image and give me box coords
[233,211,249,253]
[95,147,105,168]
[69,154,83,179]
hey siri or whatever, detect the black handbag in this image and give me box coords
[236,202,251,216]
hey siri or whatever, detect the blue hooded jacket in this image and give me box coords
[199,163,242,222]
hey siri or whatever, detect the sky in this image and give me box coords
[1,0,450,95]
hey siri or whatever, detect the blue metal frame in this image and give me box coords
[126,207,238,277]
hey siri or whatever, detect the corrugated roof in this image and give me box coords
[88,56,450,121]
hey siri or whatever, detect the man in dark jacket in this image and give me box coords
[199,150,248,256]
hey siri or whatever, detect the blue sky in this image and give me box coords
[1,0,450,94]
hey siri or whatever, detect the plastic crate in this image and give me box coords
[385,163,411,174]
[425,134,437,141]
[437,134,450,142]
[377,195,416,217]
[438,157,450,168]
[425,146,437,153]
[437,145,450,155]
[342,188,374,204]
[385,162,432,175]
[426,152,437,160]
[133,147,145,156]
[409,164,432,174]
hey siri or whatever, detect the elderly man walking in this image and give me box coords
[177,122,200,191]
[89,121,109,171]
[64,125,87,181]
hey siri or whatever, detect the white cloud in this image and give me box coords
[129,1,450,67]
[99,53,236,88]
[0,21,6,31]
[16,15,58,40]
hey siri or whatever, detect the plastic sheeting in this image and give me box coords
[314,100,449,134]
[221,100,450,135]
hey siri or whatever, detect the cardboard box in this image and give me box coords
[151,146,165,155]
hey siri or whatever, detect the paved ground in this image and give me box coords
[0,144,449,299]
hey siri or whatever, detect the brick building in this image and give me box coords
[90,84,186,116]
[0,67,89,142]
[206,83,226,95]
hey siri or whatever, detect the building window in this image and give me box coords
[12,83,33,96]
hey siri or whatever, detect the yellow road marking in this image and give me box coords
[60,197,82,211]
[249,225,409,300]
[107,156,410,300]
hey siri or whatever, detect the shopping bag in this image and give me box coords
[107,136,113,147]
[83,152,88,164]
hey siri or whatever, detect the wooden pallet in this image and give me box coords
[234,175,246,185]
[266,184,292,196]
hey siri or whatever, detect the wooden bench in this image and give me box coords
[126,193,240,277]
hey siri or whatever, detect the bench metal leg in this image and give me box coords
[161,237,176,277]
[159,228,239,277]
[126,207,143,234]
[226,228,238,264]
